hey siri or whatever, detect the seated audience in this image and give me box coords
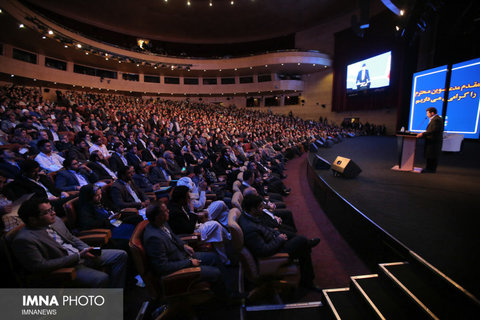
[34,139,64,173]
[148,158,172,184]
[109,142,129,173]
[0,148,22,179]
[239,194,321,292]
[143,202,225,293]
[55,158,98,191]
[67,138,90,162]
[77,184,139,242]
[87,150,117,181]
[132,161,161,193]
[12,197,127,287]
[110,165,149,210]
[168,186,230,264]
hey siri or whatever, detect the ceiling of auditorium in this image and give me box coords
[22,0,359,44]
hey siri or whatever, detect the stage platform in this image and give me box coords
[309,135,480,298]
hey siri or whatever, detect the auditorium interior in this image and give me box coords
[0,0,479,319]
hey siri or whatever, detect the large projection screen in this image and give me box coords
[444,58,480,139]
[408,65,448,133]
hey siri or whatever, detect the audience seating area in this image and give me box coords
[0,84,368,318]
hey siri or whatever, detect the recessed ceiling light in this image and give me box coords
[19,24,24,28]
[48,30,54,35]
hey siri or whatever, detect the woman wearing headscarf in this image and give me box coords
[167,186,231,264]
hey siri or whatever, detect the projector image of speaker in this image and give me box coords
[331,156,361,178]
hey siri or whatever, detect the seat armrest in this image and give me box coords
[121,208,139,214]
[78,229,112,239]
[179,233,200,243]
[50,267,77,282]
[78,234,109,246]
[257,253,291,275]
[162,267,206,297]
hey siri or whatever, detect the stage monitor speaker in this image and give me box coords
[313,154,331,170]
[331,156,361,178]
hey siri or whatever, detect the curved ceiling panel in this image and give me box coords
[23,0,357,44]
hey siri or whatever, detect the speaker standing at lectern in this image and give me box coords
[416,107,444,173]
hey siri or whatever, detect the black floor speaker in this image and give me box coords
[331,156,361,178]
[313,154,331,170]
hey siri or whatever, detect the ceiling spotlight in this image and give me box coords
[219,69,222,72]
[265,65,268,67]
[76,44,82,48]
[297,63,300,65]
[231,1,234,4]
[33,79,36,81]
[10,74,14,78]
[187,1,191,6]
[0,9,3,13]
[313,64,316,66]
[85,52,89,55]
[154,66,157,69]
[105,58,109,60]
[234,68,237,71]
[48,30,53,35]
[19,24,25,28]
[137,64,140,67]
[164,0,168,2]
[64,45,68,48]
[209,1,213,7]
[42,36,46,39]
[400,9,405,16]
[119,61,122,63]
[250,67,252,69]
[396,25,400,31]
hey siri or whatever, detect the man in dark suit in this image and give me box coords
[142,141,159,162]
[143,202,223,288]
[110,165,149,211]
[238,194,321,292]
[133,161,160,193]
[55,158,98,191]
[417,107,444,173]
[87,151,117,181]
[4,159,68,201]
[356,63,370,89]
[12,197,127,287]
[0,148,22,179]
[149,158,172,184]
[126,145,142,168]
[109,142,129,173]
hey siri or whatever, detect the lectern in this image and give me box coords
[392,132,422,173]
